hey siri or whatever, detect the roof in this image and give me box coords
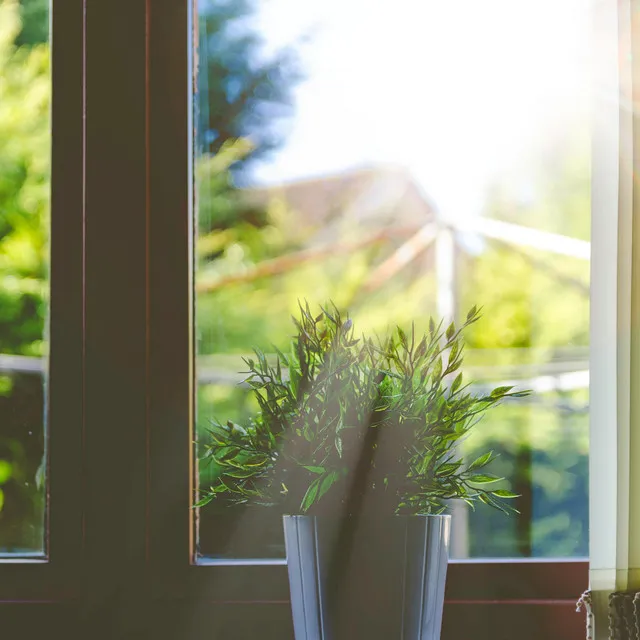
[245,164,437,239]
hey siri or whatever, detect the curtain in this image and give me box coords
[586,0,640,637]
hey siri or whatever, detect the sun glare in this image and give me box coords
[254,0,591,220]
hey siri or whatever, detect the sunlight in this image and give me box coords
[254,0,591,221]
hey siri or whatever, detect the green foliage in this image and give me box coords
[199,302,529,516]
[15,0,48,47]
[197,0,301,168]
[0,0,48,551]
[0,0,49,357]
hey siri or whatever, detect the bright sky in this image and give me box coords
[250,0,592,221]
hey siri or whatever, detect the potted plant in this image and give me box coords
[199,302,528,639]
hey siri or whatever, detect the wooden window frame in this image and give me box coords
[0,0,84,604]
[1,1,591,638]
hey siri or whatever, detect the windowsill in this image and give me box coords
[195,555,587,566]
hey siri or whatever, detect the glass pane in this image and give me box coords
[194,0,590,560]
[0,0,49,557]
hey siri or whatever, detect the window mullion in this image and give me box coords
[83,0,149,616]
[147,0,193,591]
[48,0,85,587]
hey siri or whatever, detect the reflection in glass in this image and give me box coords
[0,0,50,557]
[195,0,590,560]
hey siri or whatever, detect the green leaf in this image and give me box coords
[445,322,455,340]
[490,385,514,397]
[432,356,443,381]
[244,455,269,467]
[225,469,259,479]
[273,345,290,366]
[478,492,510,514]
[290,366,301,393]
[461,497,476,511]
[0,460,12,485]
[303,465,326,475]
[468,474,501,484]
[321,305,336,324]
[437,462,462,477]
[318,470,340,501]
[450,372,462,394]
[447,340,460,364]
[467,451,494,472]
[301,477,321,511]
[216,447,240,462]
[492,489,520,499]
[194,493,216,508]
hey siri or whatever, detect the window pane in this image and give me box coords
[194,0,590,560]
[0,0,49,557]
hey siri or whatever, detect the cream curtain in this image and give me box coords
[588,0,640,638]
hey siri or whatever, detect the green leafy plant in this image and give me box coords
[198,302,529,516]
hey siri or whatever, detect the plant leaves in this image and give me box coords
[492,489,520,498]
[301,477,321,512]
[244,455,269,467]
[196,302,528,517]
[490,385,514,397]
[303,465,326,475]
[432,356,443,381]
[194,493,216,508]
[216,447,240,462]
[225,469,260,479]
[468,474,501,484]
[0,460,13,485]
[467,451,494,472]
[450,372,463,394]
[437,462,462,477]
[445,322,455,340]
[318,470,340,501]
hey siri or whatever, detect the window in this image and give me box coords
[194,0,591,564]
[0,0,50,558]
[3,1,622,638]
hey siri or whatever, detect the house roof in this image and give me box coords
[246,164,437,237]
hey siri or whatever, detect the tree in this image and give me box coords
[15,0,47,47]
[197,0,301,172]
[16,0,302,169]
[0,0,49,551]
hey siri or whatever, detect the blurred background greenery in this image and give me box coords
[0,0,49,554]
